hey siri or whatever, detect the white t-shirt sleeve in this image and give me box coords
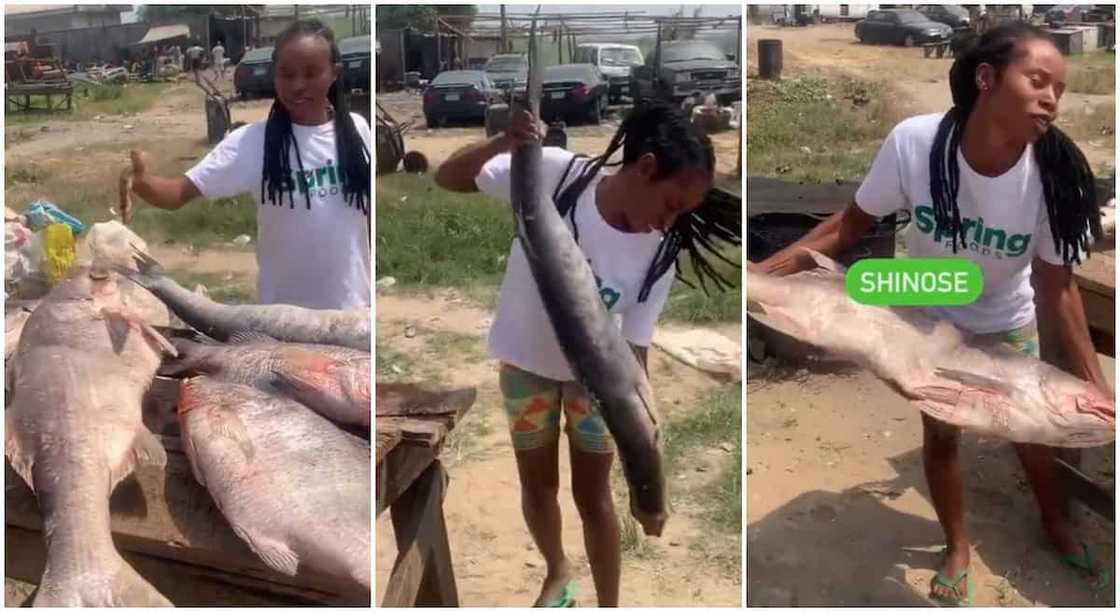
[184,125,258,200]
[855,124,908,217]
[475,147,577,204]
[350,112,372,150]
[621,268,673,346]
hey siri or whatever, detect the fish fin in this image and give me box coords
[101,307,179,357]
[209,407,255,461]
[233,526,300,576]
[801,247,847,274]
[746,309,805,340]
[131,427,168,469]
[182,435,207,487]
[228,330,280,345]
[933,368,1015,396]
[33,555,173,607]
[4,413,35,493]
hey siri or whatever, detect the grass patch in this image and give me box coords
[5,142,257,249]
[166,270,255,304]
[1065,50,1115,95]
[6,83,170,124]
[1057,97,1115,154]
[376,173,513,288]
[747,75,902,182]
[423,328,486,361]
[662,250,741,324]
[375,342,416,381]
[663,384,741,470]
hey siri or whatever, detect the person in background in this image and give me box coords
[212,40,226,79]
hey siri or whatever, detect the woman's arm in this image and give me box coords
[1032,257,1112,395]
[755,202,880,276]
[129,150,200,210]
[433,107,543,193]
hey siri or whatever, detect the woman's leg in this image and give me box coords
[1015,442,1105,584]
[500,365,572,605]
[563,382,620,607]
[922,412,971,600]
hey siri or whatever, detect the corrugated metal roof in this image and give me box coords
[135,24,190,45]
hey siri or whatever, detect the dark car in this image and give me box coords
[537,63,610,124]
[484,53,528,91]
[917,5,970,28]
[630,39,740,105]
[422,70,500,127]
[855,9,953,46]
[234,46,275,98]
[339,35,370,92]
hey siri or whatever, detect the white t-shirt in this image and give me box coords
[477,147,674,381]
[856,112,1070,334]
[185,113,371,310]
[212,45,225,65]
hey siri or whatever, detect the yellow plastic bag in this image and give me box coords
[42,223,76,287]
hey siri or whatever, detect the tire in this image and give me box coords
[903,34,915,47]
[425,114,438,129]
[587,95,602,125]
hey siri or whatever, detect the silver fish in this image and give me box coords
[160,332,370,428]
[747,249,1115,447]
[6,267,176,607]
[117,249,369,351]
[178,377,371,591]
[509,22,666,536]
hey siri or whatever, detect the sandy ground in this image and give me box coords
[377,90,743,179]
[746,358,1115,607]
[375,292,743,606]
[744,22,1115,171]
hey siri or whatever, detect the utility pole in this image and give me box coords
[500,5,507,52]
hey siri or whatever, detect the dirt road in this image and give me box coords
[745,23,1114,171]
[375,292,742,606]
[746,355,1115,607]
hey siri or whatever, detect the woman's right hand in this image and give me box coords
[506,107,544,147]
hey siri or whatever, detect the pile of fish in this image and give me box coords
[510,22,666,536]
[747,249,1115,448]
[5,253,371,606]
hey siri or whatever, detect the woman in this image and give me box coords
[752,23,1109,605]
[435,100,739,606]
[128,20,371,310]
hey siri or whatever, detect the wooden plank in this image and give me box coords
[6,525,364,607]
[375,383,477,418]
[382,462,458,607]
[376,444,438,516]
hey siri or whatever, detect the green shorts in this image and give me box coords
[498,364,614,454]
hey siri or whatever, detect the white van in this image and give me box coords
[573,43,644,103]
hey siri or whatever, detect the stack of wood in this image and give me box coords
[5,56,72,90]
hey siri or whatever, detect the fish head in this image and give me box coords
[628,483,668,537]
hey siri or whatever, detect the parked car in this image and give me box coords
[855,9,953,46]
[917,5,971,28]
[484,53,527,92]
[234,46,274,98]
[630,39,740,105]
[573,43,644,103]
[1044,4,1088,25]
[422,70,500,127]
[339,34,370,92]
[535,63,610,124]
[1084,6,1116,22]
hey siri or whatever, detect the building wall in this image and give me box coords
[24,15,209,64]
[6,10,123,36]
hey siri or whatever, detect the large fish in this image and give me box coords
[160,333,370,428]
[5,267,176,606]
[116,249,370,351]
[747,249,1115,447]
[509,23,666,536]
[177,377,370,590]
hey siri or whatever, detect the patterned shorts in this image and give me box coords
[976,320,1041,358]
[498,364,614,454]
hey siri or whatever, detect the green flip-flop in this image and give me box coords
[931,567,973,607]
[539,581,577,608]
[1059,542,1111,593]
[930,547,972,607]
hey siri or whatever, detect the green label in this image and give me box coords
[845,258,984,306]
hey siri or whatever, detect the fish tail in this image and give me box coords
[34,552,172,607]
[157,338,210,378]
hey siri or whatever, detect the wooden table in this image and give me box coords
[375,383,476,608]
[5,377,370,606]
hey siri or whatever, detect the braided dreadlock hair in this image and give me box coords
[929,22,1099,265]
[261,19,371,218]
[551,99,741,301]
